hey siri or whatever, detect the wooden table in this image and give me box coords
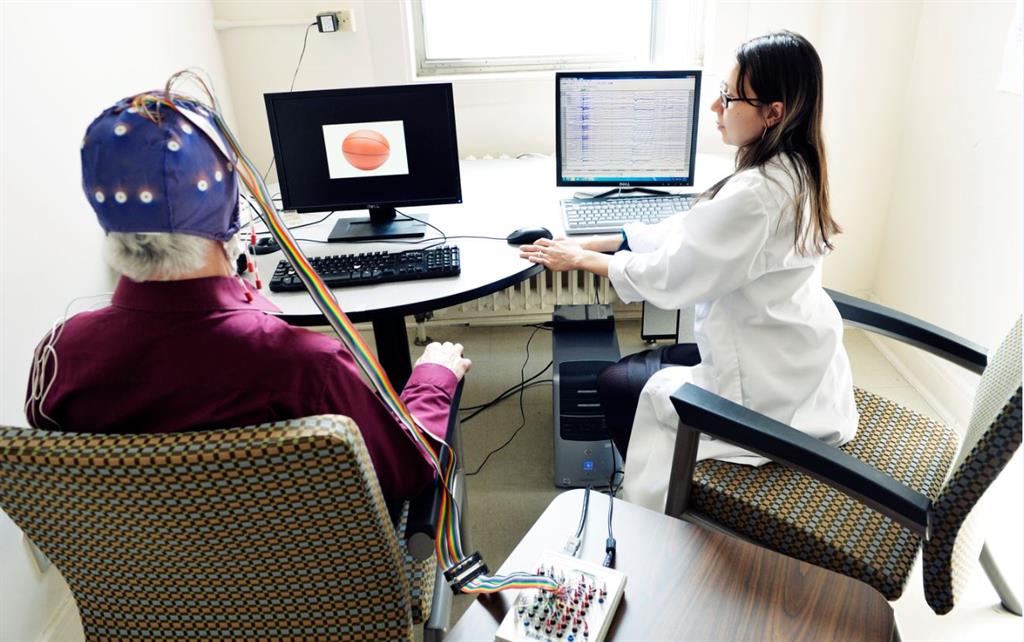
[448,490,894,641]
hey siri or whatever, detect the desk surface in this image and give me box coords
[253,155,732,324]
[448,490,894,641]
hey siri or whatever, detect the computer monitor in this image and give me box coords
[264,83,461,241]
[555,70,702,189]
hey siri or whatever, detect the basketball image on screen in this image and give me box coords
[323,120,409,179]
[343,129,390,170]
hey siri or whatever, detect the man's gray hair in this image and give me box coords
[105,232,240,281]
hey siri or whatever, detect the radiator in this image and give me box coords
[419,269,640,329]
[413,156,644,331]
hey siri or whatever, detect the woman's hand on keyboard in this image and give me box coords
[415,341,472,380]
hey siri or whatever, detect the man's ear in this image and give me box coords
[764,101,785,127]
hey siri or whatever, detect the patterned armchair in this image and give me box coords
[0,402,467,641]
[664,291,1021,625]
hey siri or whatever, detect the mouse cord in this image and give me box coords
[395,209,448,249]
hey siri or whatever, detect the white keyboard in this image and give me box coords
[562,194,695,235]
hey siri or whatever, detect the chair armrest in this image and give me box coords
[666,383,931,536]
[424,560,453,638]
[406,379,465,560]
[826,288,987,374]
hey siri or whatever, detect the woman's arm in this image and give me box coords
[519,237,615,276]
[579,234,624,253]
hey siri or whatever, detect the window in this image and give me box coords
[411,0,699,75]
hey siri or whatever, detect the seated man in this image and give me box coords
[24,93,469,504]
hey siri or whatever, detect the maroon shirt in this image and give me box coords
[25,276,458,503]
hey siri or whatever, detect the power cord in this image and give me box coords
[603,439,623,568]
[466,326,546,476]
[459,325,551,417]
[459,376,552,419]
[261,22,317,183]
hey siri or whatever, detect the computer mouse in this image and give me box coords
[507,227,554,245]
[253,237,280,255]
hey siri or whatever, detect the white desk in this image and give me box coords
[253,155,731,384]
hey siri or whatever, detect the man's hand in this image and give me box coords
[415,341,472,380]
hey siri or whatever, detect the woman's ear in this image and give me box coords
[764,101,785,127]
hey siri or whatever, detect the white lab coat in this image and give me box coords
[607,155,859,511]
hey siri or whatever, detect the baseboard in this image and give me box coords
[40,594,82,642]
[862,324,978,433]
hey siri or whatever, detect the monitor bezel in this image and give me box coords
[555,70,702,188]
[264,83,462,214]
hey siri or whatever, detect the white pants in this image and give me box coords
[620,366,768,511]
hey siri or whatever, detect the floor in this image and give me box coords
[50,321,1022,641]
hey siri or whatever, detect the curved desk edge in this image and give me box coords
[273,263,545,326]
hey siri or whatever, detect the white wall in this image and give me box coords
[214,0,552,174]
[0,2,231,640]
[872,0,1023,428]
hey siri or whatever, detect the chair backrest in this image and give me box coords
[923,317,1022,614]
[0,415,415,641]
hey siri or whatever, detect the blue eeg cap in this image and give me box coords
[80,95,240,242]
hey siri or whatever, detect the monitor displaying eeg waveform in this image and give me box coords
[556,71,702,187]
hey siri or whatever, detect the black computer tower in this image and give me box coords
[552,304,622,488]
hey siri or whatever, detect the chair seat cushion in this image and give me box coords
[690,388,959,600]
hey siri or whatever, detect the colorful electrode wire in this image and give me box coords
[128,70,559,596]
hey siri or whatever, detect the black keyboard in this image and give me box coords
[269,246,461,292]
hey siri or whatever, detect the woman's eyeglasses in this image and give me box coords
[719,84,765,110]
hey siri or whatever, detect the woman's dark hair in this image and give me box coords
[704,30,840,254]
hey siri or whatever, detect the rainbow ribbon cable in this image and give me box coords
[131,75,559,596]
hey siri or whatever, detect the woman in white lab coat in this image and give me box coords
[520,31,859,510]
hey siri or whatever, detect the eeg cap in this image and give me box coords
[80,95,240,242]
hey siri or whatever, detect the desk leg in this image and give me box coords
[372,315,413,389]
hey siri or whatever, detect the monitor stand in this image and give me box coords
[327,206,427,242]
[580,187,673,199]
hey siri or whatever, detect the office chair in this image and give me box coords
[0,387,467,641]
[663,291,1022,619]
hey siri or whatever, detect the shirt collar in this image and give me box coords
[111,276,282,314]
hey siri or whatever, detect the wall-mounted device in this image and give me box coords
[552,304,622,488]
[316,9,356,33]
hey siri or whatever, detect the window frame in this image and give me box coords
[409,0,663,76]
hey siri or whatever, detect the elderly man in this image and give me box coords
[25,93,469,504]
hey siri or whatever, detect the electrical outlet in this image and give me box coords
[337,8,356,32]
